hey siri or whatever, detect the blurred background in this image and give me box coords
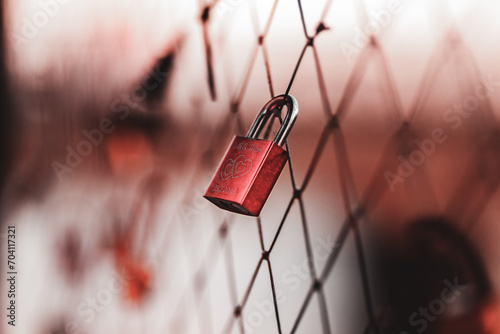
[1,0,500,333]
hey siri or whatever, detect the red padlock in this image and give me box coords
[204,94,298,216]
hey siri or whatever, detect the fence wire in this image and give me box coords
[161,0,500,333]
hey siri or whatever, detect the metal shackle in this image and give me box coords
[246,94,299,147]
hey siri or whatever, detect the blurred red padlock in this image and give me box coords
[204,94,298,216]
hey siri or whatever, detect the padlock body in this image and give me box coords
[204,136,288,216]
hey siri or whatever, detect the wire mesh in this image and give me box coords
[171,0,500,333]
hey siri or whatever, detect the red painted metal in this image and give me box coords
[204,135,288,216]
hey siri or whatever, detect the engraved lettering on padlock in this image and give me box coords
[220,155,253,180]
[232,142,262,153]
[204,94,299,216]
[212,184,236,194]
[249,145,262,153]
[232,142,248,150]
